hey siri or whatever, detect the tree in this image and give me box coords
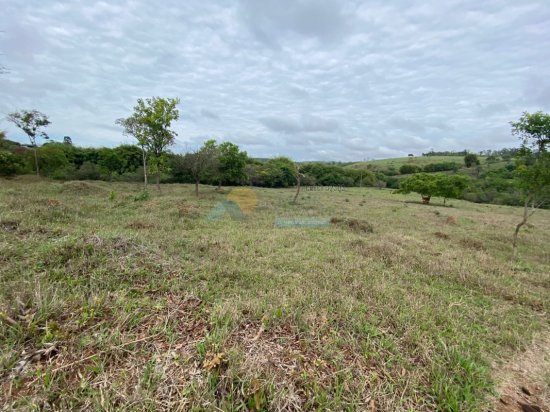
[464,153,480,168]
[509,111,550,258]
[218,142,248,187]
[183,140,219,196]
[434,174,470,205]
[116,97,180,191]
[63,136,73,145]
[398,173,469,205]
[398,173,438,204]
[6,110,50,176]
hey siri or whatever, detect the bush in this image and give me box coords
[0,150,24,176]
[74,161,101,180]
[399,164,422,174]
[423,162,460,172]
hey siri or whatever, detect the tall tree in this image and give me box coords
[510,111,550,258]
[6,110,50,176]
[183,139,219,196]
[116,97,180,191]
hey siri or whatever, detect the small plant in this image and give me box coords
[133,190,150,202]
[108,191,116,201]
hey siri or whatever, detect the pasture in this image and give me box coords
[1,177,549,411]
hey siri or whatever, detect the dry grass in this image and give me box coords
[0,178,549,411]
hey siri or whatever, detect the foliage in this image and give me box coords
[74,161,101,180]
[423,162,460,172]
[398,173,469,204]
[183,139,220,195]
[464,153,480,168]
[6,110,50,146]
[116,97,180,188]
[509,111,550,257]
[36,144,70,178]
[399,164,422,174]
[0,150,23,176]
[218,141,248,185]
[511,111,550,151]
[6,109,51,175]
[258,157,297,187]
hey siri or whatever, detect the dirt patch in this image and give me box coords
[434,231,450,240]
[0,220,20,233]
[446,216,458,225]
[330,217,373,233]
[494,335,550,412]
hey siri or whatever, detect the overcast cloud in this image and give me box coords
[1,0,549,161]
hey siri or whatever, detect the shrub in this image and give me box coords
[0,150,24,176]
[399,164,422,174]
[75,161,101,180]
[423,162,460,172]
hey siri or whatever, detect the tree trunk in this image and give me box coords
[142,148,148,188]
[421,195,431,204]
[33,147,40,176]
[195,179,199,197]
[512,196,532,259]
[292,172,301,204]
[156,172,161,193]
[218,179,222,190]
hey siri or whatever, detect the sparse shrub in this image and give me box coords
[133,190,150,202]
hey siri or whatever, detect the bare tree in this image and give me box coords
[183,140,219,196]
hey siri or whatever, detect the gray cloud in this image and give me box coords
[1,0,549,161]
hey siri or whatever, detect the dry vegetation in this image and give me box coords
[0,177,549,411]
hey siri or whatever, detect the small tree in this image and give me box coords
[434,174,470,205]
[183,140,219,196]
[116,97,180,191]
[398,173,469,205]
[6,110,50,176]
[398,173,438,204]
[464,153,480,168]
[510,111,550,258]
[218,142,248,187]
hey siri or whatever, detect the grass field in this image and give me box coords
[1,177,549,411]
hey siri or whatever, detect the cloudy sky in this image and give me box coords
[1,0,549,161]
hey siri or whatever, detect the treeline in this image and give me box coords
[0,136,381,189]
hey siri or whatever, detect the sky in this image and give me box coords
[1,0,549,161]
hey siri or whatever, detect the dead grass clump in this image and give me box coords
[177,201,200,218]
[434,231,450,240]
[0,220,20,233]
[330,217,373,233]
[446,216,458,225]
[350,239,406,266]
[459,237,486,251]
[61,181,106,196]
[126,221,155,230]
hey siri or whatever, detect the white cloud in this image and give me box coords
[0,0,549,161]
